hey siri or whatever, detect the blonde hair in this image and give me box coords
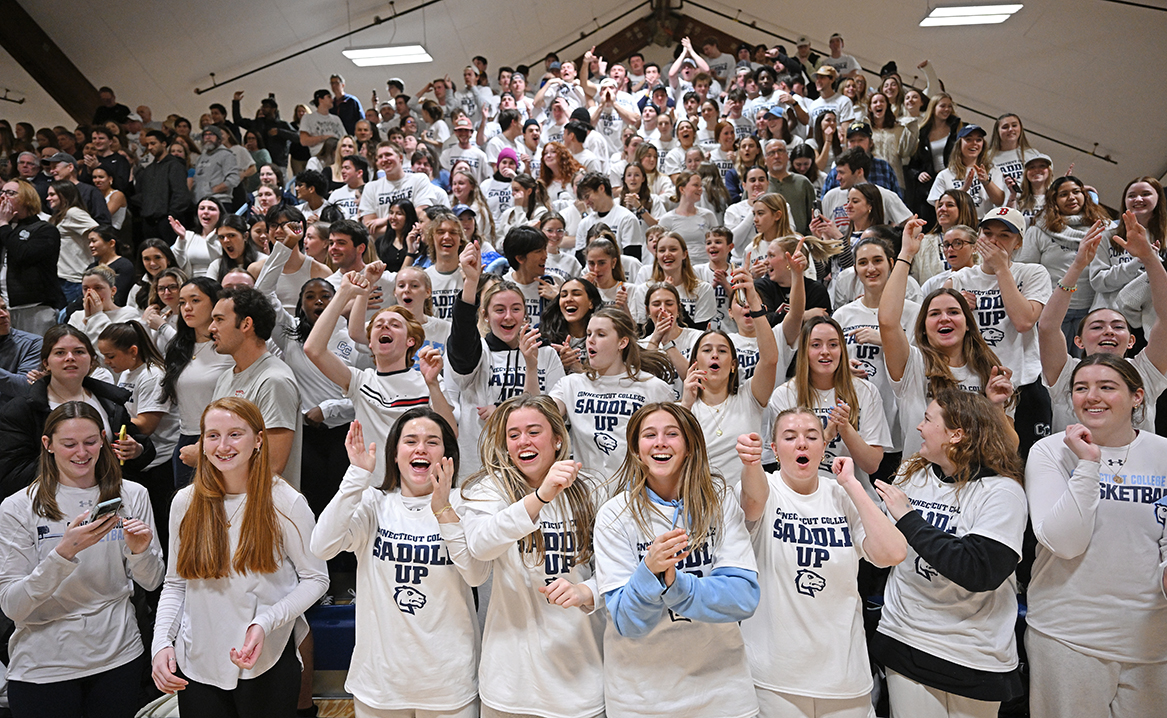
[461,395,595,566]
[794,317,860,430]
[613,403,724,549]
[651,232,699,293]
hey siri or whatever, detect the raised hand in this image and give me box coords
[344,420,377,473]
[682,365,706,405]
[519,324,541,364]
[418,347,444,384]
[430,456,456,516]
[900,216,927,260]
[736,432,763,466]
[537,460,580,503]
[986,366,1014,406]
[831,456,857,487]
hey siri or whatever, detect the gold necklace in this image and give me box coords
[225,496,246,528]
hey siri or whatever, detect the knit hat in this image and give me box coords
[497,147,519,166]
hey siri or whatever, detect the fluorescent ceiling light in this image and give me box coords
[342,45,432,67]
[921,4,1022,26]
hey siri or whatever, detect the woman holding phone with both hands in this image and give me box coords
[0,402,164,718]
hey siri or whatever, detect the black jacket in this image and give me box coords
[0,376,156,499]
[906,115,961,217]
[134,154,192,220]
[0,217,67,308]
[232,100,298,168]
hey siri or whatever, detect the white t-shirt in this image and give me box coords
[818,54,862,77]
[459,479,605,718]
[989,147,1043,189]
[693,384,764,487]
[928,167,1007,219]
[890,346,987,458]
[1046,351,1167,434]
[344,366,439,480]
[545,251,583,282]
[576,204,645,251]
[741,472,872,699]
[594,489,759,718]
[425,266,464,320]
[117,363,180,470]
[833,299,920,452]
[480,177,513,228]
[550,371,675,493]
[440,144,491,184]
[808,93,855,126]
[212,352,303,489]
[762,379,892,498]
[949,263,1051,385]
[1025,431,1167,663]
[658,208,717,265]
[328,184,363,220]
[310,467,488,711]
[877,466,1028,672]
[359,173,446,217]
[693,263,733,332]
[300,112,346,156]
[705,52,737,83]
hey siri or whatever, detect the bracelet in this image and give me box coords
[406,251,419,257]
[433,504,454,518]
[748,308,768,318]
[1056,280,1078,293]
[661,340,676,351]
[897,257,913,270]
[534,487,552,504]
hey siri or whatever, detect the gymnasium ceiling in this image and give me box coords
[3,0,1165,201]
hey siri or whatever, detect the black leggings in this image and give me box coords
[176,637,300,718]
[8,654,143,718]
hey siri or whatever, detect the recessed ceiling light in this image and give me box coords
[342,45,433,67]
[920,4,1023,26]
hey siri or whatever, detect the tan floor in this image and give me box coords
[317,698,356,718]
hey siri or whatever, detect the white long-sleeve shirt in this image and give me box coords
[0,481,164,683]
[311,465,489,711]
[152,479,328,689]
[459,478,605,718]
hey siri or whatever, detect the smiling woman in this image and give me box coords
[311,411,487,717]
[151,398,328,718]
[0,401,164,718]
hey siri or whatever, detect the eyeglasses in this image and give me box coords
[272,221,302,230]
[0,189,18,197]
[942,239,974,250]
[156,284,180,293]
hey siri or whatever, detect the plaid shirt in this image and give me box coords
[820,156,902,199]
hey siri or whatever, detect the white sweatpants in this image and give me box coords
[756,686,874,718]
[884,670,997,718]
[1026,628,1167,718]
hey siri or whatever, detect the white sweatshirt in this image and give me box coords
[152,478,328,689]
[0,481,164,683]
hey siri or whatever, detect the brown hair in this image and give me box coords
[31,402,122,520]
[794,316,860,430]
[898,388,1023,490]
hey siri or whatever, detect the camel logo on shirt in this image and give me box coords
[595,432,619,455]
[795,569,826,597]
[980,327,1005,346]
[915,556,939,581]
[394,585,427,614]
[1155,498,1167,527]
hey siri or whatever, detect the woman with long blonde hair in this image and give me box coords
[873,389,1027,718]
[594,401,760,718]
[0,402,163,718]
[459,394,604,718]
[150,398,328,717]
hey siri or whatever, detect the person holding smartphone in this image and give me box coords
[0,401,164,718]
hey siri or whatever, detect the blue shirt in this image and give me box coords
[821,156,902,199]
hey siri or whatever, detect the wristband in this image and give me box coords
[748,308,768,318]
[534,487,552,504]
[897,257,913,270]
[1056,280,1078,293]
[661,340,676,351]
